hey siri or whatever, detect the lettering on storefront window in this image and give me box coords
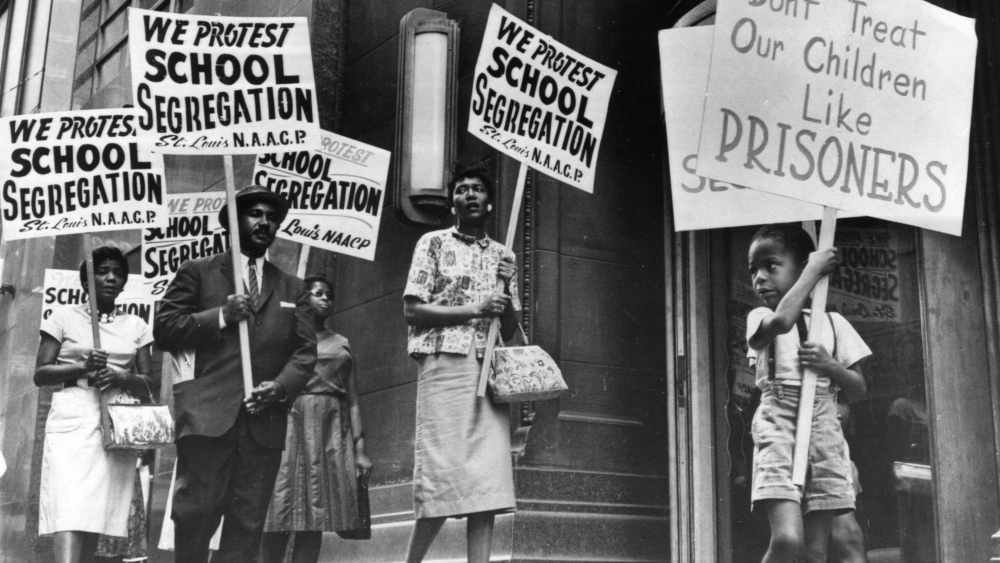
[829,227,902,322]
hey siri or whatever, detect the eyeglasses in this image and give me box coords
[309,290,332,299]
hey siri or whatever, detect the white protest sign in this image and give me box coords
[42,269,154,324]
[468,4,616,193]
[0,108,168,240]
[254,131,390,261]
[660,26,862,231]
[696,0,976,236]
[128,8,320,154]
[141,192,228,298]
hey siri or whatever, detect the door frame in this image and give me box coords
[666,227,722,563]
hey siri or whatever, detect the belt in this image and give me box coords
[300,391,346,397]
[761,379,835,400]
[766,379,830,388]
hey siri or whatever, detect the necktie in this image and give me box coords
[247,259,259,307]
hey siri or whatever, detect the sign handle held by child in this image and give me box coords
[792,205,838,486]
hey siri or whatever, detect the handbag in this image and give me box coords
[101,378,174,450]
[488,324,568,403]
[336,473,372,540]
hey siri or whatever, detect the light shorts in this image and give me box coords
[750,383,855,514]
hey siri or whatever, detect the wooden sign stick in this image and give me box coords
[83,235,101,349]
[792,205,838,486]
[296,244,310,279]
[0,237,6,293]
[222,155,254,398]
[476,162,529,398]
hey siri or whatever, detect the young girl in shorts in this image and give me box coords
[745,224,871,562]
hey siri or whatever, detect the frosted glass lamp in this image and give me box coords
[393,9,459,225]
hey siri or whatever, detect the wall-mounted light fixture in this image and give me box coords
[393,8,459,225]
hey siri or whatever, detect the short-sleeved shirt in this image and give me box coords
[40,304,154,385]
[404,227,521,357]
[746,307,871,388]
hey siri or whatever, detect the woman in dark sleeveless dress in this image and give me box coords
[261,276,372,563]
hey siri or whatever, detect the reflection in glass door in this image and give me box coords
[718,219,938,562]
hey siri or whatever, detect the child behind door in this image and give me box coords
[745,224,871,562]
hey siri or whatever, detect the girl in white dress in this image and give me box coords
[34,246,154,563]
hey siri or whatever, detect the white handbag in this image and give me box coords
[489,325,568,403]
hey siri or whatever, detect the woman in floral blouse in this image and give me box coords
[402,167,519,563]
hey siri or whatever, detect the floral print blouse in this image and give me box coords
[404,227,520,357]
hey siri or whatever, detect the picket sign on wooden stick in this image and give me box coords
[83,235,101,348]
[296,244,310,279]
[222,155,254,398]
[476,162,529,398]
[0,238,6,294]
[792,205,838,486]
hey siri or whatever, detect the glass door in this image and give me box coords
[716,219,938,562]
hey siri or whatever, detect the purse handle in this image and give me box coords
[102,374,159,405]
[493,322,530,349]
[135,376,159,404]
[513,323,529,345]
[490,277,529,348]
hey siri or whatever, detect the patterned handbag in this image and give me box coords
[101,379,174,450]
[489,325,568,403]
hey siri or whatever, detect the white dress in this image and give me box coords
[38,305,153,537]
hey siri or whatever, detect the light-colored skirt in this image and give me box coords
[39,386,136,536]
[413,350,515,518]
[265,393,361,532]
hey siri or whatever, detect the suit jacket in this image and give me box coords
[154,251,316,448]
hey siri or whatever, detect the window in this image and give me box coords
[16,0,52,114]
[0,5,11,111]
[72,0,173,108]
[0,0,57,116]
[101,0,128,16]
[0,0,51,116]
[97,1,129,56]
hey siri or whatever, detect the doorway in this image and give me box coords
[718,219,936,562]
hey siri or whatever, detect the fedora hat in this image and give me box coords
[218,185,290,228]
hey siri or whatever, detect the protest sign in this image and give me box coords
[468,4,616,193]
[0,108,168,240]
[128,8,320,154]
[468,5,617,389]
[141,192,228,298]
[42,269,154,324]
[253,131,390,261]
[660,26,861,231]
[696,0,976,236]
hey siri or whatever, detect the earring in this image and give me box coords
[487,204,493,212]
[450,207,457,215]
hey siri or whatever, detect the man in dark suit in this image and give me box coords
[154,185,315,563]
